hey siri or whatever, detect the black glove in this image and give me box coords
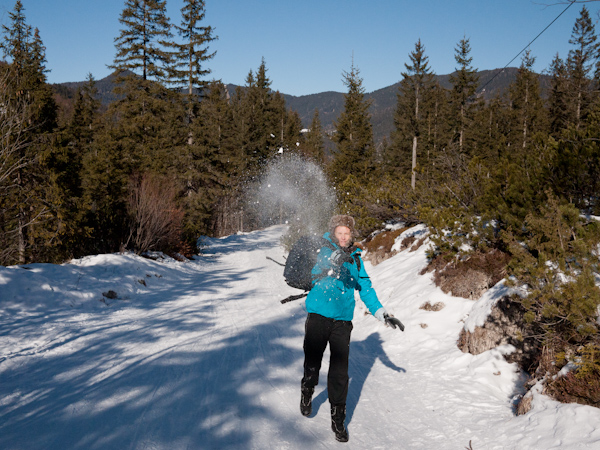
[330,249,354,266]
[384,313,405,331]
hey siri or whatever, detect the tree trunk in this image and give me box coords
[17,206,26,264]
[523,83,529,149]
[411,135,418,190]
[412,86,420,190]
[459,103,465,150]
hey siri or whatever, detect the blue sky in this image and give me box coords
[0,0,596,96]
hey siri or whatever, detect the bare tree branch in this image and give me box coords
[126,173,183,254]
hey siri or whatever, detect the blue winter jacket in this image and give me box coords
[305,232,383,321]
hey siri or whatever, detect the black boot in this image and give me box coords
[300,387,314,417]
[330,404,349,442]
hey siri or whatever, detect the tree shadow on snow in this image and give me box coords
[0,308,313,449]
[0,248,315,450]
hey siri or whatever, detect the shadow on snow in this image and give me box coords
[307,332,406,426]
[0,272,307,449]
[0,226,406,449]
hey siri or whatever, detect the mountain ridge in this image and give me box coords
[52,67,551,144]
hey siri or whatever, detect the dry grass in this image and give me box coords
[361,227,408,265]
[399,235,416,250]
[516,392,533,415]
[423,248,510,300]
[410,236,427,252]
[546,370,600,408]
[419,301,445,311]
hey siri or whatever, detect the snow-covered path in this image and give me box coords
[1,225,599,449]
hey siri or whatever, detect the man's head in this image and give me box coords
[329,215,355,248]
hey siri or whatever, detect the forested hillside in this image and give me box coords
[1,0,600,412]
[53,67,551,147]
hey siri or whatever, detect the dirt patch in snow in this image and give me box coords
[422,248,510,300]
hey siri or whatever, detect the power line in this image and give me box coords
[479,0,577,93]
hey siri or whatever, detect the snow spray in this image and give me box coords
[246,153,337,243]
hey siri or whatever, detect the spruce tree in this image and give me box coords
[449,37,479,153]
[270,92,303,152]
[109,0,191,169]
[549,8,600,212]
[168,0,217,145]
[548,54,571,136]
[80,121,131,254]
[425,81,450,174]
[483,53,550,231]
[168,0,217,95]
[0,0,30,86]
[79,85,186,254]
[566,6,597,129]
[111,0,172,82]
[389,39,436,189]
[473,95,510,166]
[283,107,303,151]
[329,62,374,185]
[69,73,101,145]
[508,51,547,150]
[231,59,281,175]
[551,110,600,211]
[302,109,326,165]
[182,80,237,237]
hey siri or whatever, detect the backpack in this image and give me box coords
[281,235,362,305]
[283,235,333,292]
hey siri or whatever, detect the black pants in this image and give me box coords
[301,313,353,406]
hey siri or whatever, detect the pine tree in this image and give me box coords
[548,54,571,136]
[283,107,303,151]
[471,95,509,166]
[111,0,172,83]
[329,62,374,184]
[302,109,326,164]
[168,0,217,146]
[551,109,600,211]
[231,58,281,175]
[182,80,237,237]
[0,0,30,86]
[508,51,547,150]
[389,39,436,189]
[566,6,597,129]
[69,73,101,145]
[109,0,183,168]
[505,193,600,353]
[449,37,479,153]
[169,0,217,95]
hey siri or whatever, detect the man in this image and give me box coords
[300,214,403,442]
